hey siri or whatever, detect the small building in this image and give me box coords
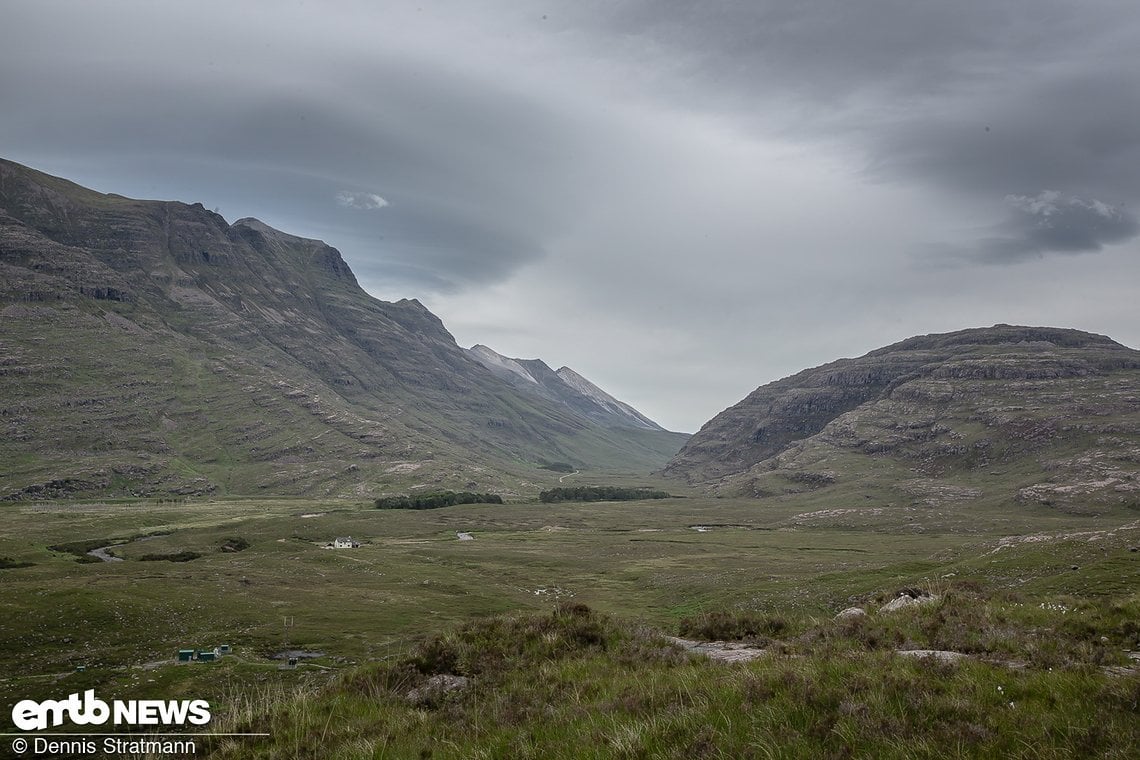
[332,537,359,549]
[218,644,231,655]
[177,649,196,663]
[197,649,218,662]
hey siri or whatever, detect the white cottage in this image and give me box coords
[332,536,359,549]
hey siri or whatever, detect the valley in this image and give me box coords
[2,158,1138,757]
[1,489,1137,757]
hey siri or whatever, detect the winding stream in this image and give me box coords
[87,545,125,562]
[86,533,166,562]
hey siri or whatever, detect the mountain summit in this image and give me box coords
[665,325,1140,512]
[0,157,686,499]
[465,345,665,431]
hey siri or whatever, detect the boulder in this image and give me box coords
[896,649,966,663]
[882,591,938,613]
[406,674,470,705]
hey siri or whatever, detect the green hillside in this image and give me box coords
[665,326,1140,520]
[0,158,686,500]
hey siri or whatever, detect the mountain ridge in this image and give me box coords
[0,157,687,499]
[664,325,1140,513]
[465,344,666,431]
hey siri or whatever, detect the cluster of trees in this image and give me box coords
[538,486,671,503]
[375,491,504,510]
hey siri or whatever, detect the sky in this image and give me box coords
[3,0,1138,433]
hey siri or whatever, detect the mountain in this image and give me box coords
[664,325,1140,513]
[466,345,666,431]
[0,157,687,499]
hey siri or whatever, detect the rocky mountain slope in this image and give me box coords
[0,158,686,499]
[664,326,1140,514]
[466,345,665,431]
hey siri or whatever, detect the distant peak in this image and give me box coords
[467,344,539,384]
[555,366,583,380]
[466,348,666,430]
[555,366,666,431]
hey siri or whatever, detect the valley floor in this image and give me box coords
[1,494,1137,757]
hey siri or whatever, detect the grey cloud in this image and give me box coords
[0,30,581,293]
[336,191,389,210]
[925,190,1140,267]
[865,70,1140,202]
[5,0,1140,430]
[579,0,1044,101]
[566,0,1125,117]
[568,1,1140,260]
[339,200,546,293]
[976,191,1139,263]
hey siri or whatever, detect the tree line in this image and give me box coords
[375,491,504,510]
[538,486,671,503]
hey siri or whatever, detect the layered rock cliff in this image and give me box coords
[664,326,1140,513]
[0,158,686,499]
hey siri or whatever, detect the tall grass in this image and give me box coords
[204,600,1139,759]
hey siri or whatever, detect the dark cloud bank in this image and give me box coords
[3,0,1139,430]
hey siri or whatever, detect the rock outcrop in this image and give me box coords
[664,326,1140,513]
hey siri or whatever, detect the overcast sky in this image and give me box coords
[4,1,1138,432]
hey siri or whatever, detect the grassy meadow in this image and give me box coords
[1,489,1137,757]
